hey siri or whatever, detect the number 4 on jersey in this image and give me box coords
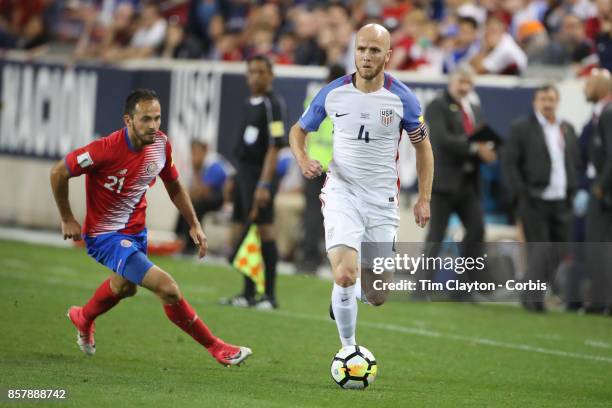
[357,125,370,143]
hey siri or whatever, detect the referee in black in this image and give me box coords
[221,55,286,310]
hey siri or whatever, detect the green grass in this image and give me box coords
[0,239,611,408]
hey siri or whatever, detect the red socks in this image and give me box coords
[82,278,121,324]
[163,298,218,348]
[82,280,217,349]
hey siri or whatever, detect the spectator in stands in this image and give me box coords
[245,26,275,59]
[593,0,612,71]
[292,8,325,66]
[100,1,167,62]
[175,140,235,254]
[389,9,430,71]
[325,3,355,70]
[503,85,580,312]
[186,0,219,56]
[542,14,596,73]
[516,20,550,64]
[508,0,548,38]
[442,15,480,73]
[251,3,282,36]
[275,31,297,65]
[211,29,243,61]
[73,1,137,60]
[158,15,203,59]
[0,0,52,50]
[470,16,528,75]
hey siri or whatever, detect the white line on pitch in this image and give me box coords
[266,309,612,364]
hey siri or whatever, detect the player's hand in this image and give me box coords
[299,158,323,179]
[61,218,82,241]
[254,186,271,209]
[189,225,208,258]
[413,197,431,229]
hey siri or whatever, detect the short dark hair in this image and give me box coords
[533,84,559,100]
[458,16,478,29]
[124,89,159,116]
[247,54,273,72]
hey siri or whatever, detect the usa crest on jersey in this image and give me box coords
[380,108,394,127]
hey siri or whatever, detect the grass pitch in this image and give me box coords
[0,239,611,407]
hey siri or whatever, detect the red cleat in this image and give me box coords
[208,340,252,367]
[67,306,96,356]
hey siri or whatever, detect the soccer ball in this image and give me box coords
[330,345,378,389]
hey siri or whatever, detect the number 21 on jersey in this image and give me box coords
[104,176,125,193]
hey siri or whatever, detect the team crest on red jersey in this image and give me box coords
[380,108,394,127]
[145,162,158,175]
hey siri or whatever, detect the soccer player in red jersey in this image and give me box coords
[50,89,251,366]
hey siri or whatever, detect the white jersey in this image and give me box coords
[299,73,428,206]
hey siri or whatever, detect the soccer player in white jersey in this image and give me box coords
[288,24,434,347]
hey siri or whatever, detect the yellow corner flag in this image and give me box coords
[229,224,265,295]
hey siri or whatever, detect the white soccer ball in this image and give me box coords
[330,345,378,389]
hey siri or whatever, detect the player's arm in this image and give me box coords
[163,178,208,258]
[253,144,280,211]
[413,137,434,228]
[49,160,82,241]
[289,123,322,179]
[253,96,288,213]
[402,89,433,228]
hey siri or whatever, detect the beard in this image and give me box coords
[356,61,385,81]
[132,126,156,146]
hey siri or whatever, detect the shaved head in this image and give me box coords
[354,24,392,83]
[356,24,391,52]
[585,68,612,103]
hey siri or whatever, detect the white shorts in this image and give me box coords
[320,177,399,257]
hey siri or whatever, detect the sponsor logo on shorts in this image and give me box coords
[120,239,133,248]
[328,227,335,240]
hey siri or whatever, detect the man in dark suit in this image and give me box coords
[423,67,496,298]
[584,69,612,314]
[504,84,580,312]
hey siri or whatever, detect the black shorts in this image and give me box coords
[232,163,278,225]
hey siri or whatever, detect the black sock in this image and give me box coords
[243,276,256,299]
[261,240,278,300]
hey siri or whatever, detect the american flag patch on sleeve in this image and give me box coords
[407,123,428,144]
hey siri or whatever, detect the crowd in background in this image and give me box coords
[1,0,611,76]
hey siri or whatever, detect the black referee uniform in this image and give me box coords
[232,91,287,304]
[233,93,286,223]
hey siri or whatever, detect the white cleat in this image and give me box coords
[226,346,252,367]
[210,341,252,367]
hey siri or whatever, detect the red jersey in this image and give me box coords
[65,127,179,237]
